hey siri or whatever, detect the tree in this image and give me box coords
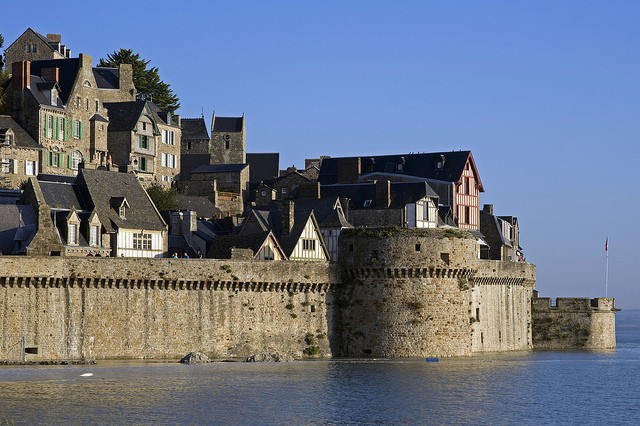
[0,34,8,113]
[146,182,180,212]
[98,48,180,113]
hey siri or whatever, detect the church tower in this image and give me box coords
[210,113,245,164]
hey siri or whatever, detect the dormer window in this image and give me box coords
[68,224,78,245]
[0,129,14,145]
[119,205,126,219]
[364,199,372,207]
[436,154,446,170]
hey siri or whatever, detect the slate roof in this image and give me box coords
[77,169,166,232]
[190,164,248,174]
[27,75,65,109]
[212,116,243,132]
[180,153,210,178]
[175,195,222,219]
[209,231,280,260]
[318,151,484,191]
[293,197,352,228]
[320,181,438,210]
[29,58,81,104]
[181,118,210,140]
[103,101,147,132]
[93,67,120,89]
[0,204,37,254]
[0,115,41,148]
[39,181,88,210]
[247,153,280,183]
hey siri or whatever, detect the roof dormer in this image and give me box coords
[111,197,130,219]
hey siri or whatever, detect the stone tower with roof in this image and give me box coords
[210,113,245,164]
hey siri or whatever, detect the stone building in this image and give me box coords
[4,54,135,184]
[210,114,245,164]
[480,204,524,261]
[4,29,72,70]
[0,115,42,188]
[180,117,210,154]
[21,168,167,257]
[103,100,181,186]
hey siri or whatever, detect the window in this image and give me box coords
[0,132,13,145]
[1,160,12,173]
[95,100,99,112]
[71,151,83,170]
[26,43,37,53]
[25,160,36,176]
[68,224,77,245]
[90,226,99,246]
[133,233,152,250]
[85,98,89,111]
[142,122,147,131]
[261,190,267,196]
[422,202,430,221]
[302,239,316,251]
[139,135,149,149]
[225,140,230,149]
[50,152,60,168]
[58,118,65,141]
[281,188,287,194]
[119,204,126,219]
[464,206,470,224]
[415,243,421,252]
[139,156,148,171]
[363,200,372,207]
[73,120,81,139]
[161,153,167,167]
[262,245,275,260]
[46,115,54,138]
[162,130,167,144]
[168,131,174,145]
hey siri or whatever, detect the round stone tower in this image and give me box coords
[337,227,479,358]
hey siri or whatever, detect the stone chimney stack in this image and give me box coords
[12,61,30,90]
[483,204,494,215]
[376,180,391,208]
[336,157,361,184]
[41,67,59,83]
[46,34,62,43]
[281,200,295,236]
[118,63,135,99]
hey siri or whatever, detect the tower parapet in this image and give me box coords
[532,297,617,349]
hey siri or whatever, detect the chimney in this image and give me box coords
[79,53,92,70]
[118,63,135,98]
[376,180,391,208]
[337,157,361,184]
[41,67,59,83]
[280,200,295,236]
[46,34,62,43]
[12,61,30,90]
[483,204,494,215]
[298,182,321,199]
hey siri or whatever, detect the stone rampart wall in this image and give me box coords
[531,297,616,350]
[0,257,336,362]
[337,228,536,357]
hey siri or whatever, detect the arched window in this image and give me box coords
[71,151,83,170]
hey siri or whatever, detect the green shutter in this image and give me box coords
[79,121,84,139]
[54,116,59,139]
[63,118,67,141]
[68,154,72,169]
[46,151,51,167]
[45,115,50,138]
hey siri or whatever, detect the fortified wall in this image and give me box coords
[1,229,615,362]
[531,297,616,350]
[336,227,536,358]
[0,257,336,362]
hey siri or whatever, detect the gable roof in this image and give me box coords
[39,180,89,210]
[292,197,352,228]
[209,231,286,260]
[320,181,438,210]
[77,169,166,232]
[0,204,37,254]
[103,100,147,132]
[0,115,41,148]
[28,57,81,104]
[212,116,243,132]
[318,151,484,191]
[175,195,222,219]
[26,75,65,109]
[181,118,210,140]
[93,67,120,89]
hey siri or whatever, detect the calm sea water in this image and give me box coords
[1,310,640,425]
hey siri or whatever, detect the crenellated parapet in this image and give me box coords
[532,297,617,350]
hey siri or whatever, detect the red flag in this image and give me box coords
[605,238,608,252]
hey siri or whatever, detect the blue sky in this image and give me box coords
[4,1,640,307]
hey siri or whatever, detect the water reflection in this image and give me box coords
[1,350,639,425]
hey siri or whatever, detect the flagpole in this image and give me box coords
[605,238,609,298]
